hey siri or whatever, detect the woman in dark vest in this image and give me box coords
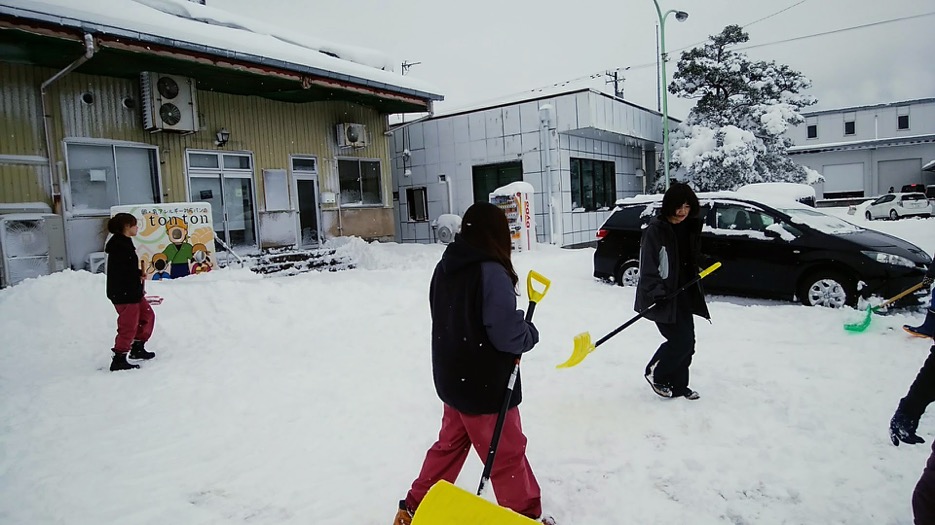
[636,183,710,400]
[393,202,553,524]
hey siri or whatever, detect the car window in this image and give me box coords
[603,204,650,230]
[901,193,927,201]
[712,204,774,232]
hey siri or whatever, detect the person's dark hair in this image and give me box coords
[660,182,700,219]
[107,213,138,235]
[460,202,519,287]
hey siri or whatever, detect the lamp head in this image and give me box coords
[215,128,230,147]
[675,10,688,22]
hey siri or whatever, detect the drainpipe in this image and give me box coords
[539,105,556,244]
[41,33,96,213]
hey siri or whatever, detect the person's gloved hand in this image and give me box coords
[923,276,934,287]
[890,411,926,446]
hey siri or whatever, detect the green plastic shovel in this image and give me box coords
[844,282,925,333]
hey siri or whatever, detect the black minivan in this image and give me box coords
[593,193,931,307]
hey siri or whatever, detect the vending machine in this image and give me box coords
[489,181,536,252]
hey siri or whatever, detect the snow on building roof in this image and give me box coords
[0,0,443,101]
[801,97,935,117]
[787,133,935,154]
[923,159,935,172]
[431,86,669,120]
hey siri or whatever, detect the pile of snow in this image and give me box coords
[1,217,934,524]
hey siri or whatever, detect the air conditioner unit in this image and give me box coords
[0,213,67,288]
[140,72,199,133]
[336,123,368,148]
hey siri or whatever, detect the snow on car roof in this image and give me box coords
[614,191,863,235]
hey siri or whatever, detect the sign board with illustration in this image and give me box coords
[490,181,536,252]
[110,202,217,280]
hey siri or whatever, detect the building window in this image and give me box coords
[186,150,257,248]
[65,142,160,214]
[897,106,910,130]
[843,112,856,136]
[806,116,817,139]
[406,187,428,221]
[471,162,523,203]
[570,158,616,211]
[338,158,382,205]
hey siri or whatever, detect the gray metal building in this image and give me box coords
[390,88,672,248]
[784,98,935,199]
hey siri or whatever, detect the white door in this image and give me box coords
[290,156,322,247]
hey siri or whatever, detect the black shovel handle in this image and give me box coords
[477,301,536,496]
[593,262,721,349]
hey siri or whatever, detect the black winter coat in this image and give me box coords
[634,214,710,324]
[429,235,539,415]
[105,234,144,305]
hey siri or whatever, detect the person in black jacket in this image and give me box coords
[393,202,551,525]
[636,183,710,400]
[889,342,935,523]
[105,213,156,372]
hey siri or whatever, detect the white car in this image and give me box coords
[864,192,932,220]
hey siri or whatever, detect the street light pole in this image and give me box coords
[651,1,687,191]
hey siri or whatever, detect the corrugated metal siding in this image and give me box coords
[1,63,394,238]
[0,63,48,204]
[0,164,46,202]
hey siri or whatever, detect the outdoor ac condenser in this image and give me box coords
[0,213,67,288]
[336,123,368,148]
[141,72,199,133]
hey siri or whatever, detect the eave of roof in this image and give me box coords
[0,3,443,109]
[787,133,935,154]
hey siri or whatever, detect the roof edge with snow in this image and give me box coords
[0,1,444,106]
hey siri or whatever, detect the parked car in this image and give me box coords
[902,183,927,194]
[864,192,931,220]
[593,193,931,307]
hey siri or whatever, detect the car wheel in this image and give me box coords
[798,271,855,308]
[615,261,640,287]
[864,211,872,220]
[889,209,899,220]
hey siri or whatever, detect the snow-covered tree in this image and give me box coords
[665,25,817,192]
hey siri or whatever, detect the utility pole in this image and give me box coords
[605,70,624,98]
[401,60,421,76]
[655,24,661,112]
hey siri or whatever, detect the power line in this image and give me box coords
[494,10,935,101]
[743,0,809,28]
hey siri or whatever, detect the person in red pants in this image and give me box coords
[105,213,156,371]
[393,203,553,525]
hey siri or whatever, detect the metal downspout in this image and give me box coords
[41,33,96,213]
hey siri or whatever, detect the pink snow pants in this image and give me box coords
[405,403,542,518]
[113,299,155,352]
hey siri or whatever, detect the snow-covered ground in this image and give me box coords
[0,208,933,525]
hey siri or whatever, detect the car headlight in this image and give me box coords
[861,250,917,268]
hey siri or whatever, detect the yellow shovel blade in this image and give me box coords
[411,480,538,525]
[555,332,596,369]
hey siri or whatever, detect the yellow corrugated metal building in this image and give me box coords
[0,1,442,273]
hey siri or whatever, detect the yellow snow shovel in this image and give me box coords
[557,262,721,369]
[411,270,550,525]
[411,480,538,525]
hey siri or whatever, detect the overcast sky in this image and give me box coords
[217,0,934,120]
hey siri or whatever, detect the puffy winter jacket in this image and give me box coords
[634,214,710,324]
[429,235,539,415]
[105,234,144,305]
